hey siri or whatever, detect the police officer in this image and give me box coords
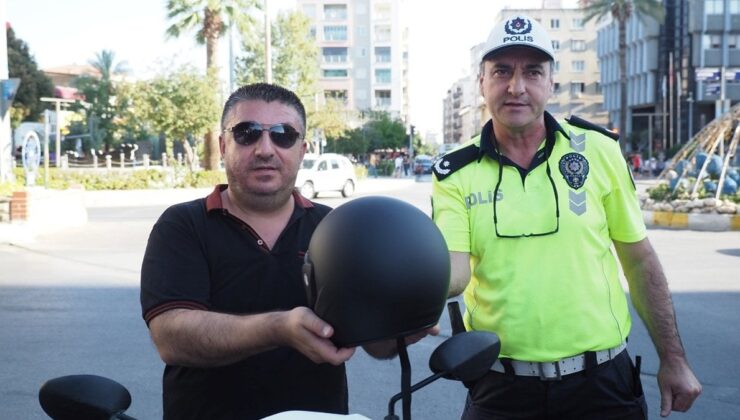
[432,15,701,419]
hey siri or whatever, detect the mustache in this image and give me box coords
[247,157,281,170]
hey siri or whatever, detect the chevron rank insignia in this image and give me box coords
[569,190,587,215]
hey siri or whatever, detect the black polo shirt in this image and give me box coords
[141,185,346,420]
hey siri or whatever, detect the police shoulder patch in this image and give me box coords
[565,115,619,142]
[432,144,479,181]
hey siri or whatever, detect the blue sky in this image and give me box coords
[7,0,576,136]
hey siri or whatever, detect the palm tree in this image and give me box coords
[580,0,664,152]
[165,0,260,170]
[88,50,129,82]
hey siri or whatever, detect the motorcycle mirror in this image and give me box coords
[39,374,134,420]
[385,331,501,419]
[429,330,501,382]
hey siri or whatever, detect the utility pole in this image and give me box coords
[0,0,12,183]
[264,0,272,84]
[668,52,674,151]
[229,21,235,93]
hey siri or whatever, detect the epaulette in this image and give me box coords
[566,115,619,142]
[432,144,479,181]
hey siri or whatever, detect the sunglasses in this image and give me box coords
[224,121,302,149]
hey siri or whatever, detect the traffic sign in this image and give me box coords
[1,78,21,118]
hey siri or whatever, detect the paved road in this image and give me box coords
[1,178,738,419]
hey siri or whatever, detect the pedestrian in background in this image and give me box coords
[432,15,700,419]
[394,154,404,178]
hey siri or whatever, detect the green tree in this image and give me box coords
[236,11,318,98]
[6,27,54,127]
[237,10,333,142]
[165,0,261,170]
[580,0,664,152]
[75,50,128,151]
[118,66,220,164]
[326,112,407,157]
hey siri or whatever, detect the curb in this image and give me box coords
[643,210,740,231]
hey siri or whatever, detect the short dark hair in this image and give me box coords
[221,83,307,132]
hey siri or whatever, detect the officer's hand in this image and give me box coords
[280,307,355,366]
[363,325,441,359]
[657,357,701,417]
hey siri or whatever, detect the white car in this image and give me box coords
[296,153,357,198]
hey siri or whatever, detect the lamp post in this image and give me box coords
[686,92,694,142]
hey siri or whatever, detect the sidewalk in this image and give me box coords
[0,177,419,244]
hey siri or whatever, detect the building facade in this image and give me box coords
[597,0,740,154]
[298,0,410,126]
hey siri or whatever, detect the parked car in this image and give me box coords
[414,155,434,175]
[296,153,357,198]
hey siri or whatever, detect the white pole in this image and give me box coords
[0,0,13,183]
[229,21,235,93]
[264,0,272,84]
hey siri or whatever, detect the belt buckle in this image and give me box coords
[538,361,562,381]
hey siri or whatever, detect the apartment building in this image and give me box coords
[298,0,410,126]
[598,0,740,153]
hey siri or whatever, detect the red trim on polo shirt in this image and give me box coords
[144,300,209,326]
[205,184,315,211]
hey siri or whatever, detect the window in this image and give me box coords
[550,19,560,29]
[309,26,316,39]
[572,60,585,72]
[375,68,391,84]
[728,34,740,49]
[374,90,391,107]
[572,18,584,29]
[322,47,348,63]
[324,25,347,41]
[554,82,561,93]
[323,69,348,78]
[706,0,724,14]
[596,82,602,94]
[731,0,740,13]
[703,35,722,49]
[554,61,560,73]
[375,46,391,63]
[324,4,347,20]
[375,25,391,42]
[374,3,391,19]
[571,40,586,51]
[552,40,560,51]
[325,90,348,104]
[570,82,585,95]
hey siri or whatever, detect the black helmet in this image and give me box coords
[303,196,450,347]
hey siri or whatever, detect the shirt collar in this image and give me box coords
[206,184,315,212]
[477,111,570,162]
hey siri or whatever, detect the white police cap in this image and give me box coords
[481,15,555,62]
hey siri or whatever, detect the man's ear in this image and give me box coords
[219,134,226,157]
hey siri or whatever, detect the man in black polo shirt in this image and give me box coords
[141,83,361,419]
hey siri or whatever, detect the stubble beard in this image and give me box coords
[226,167,298,214]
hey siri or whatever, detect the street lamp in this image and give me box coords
[687,92,694,142]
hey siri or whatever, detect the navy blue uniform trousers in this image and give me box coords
[462,351,647,420]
